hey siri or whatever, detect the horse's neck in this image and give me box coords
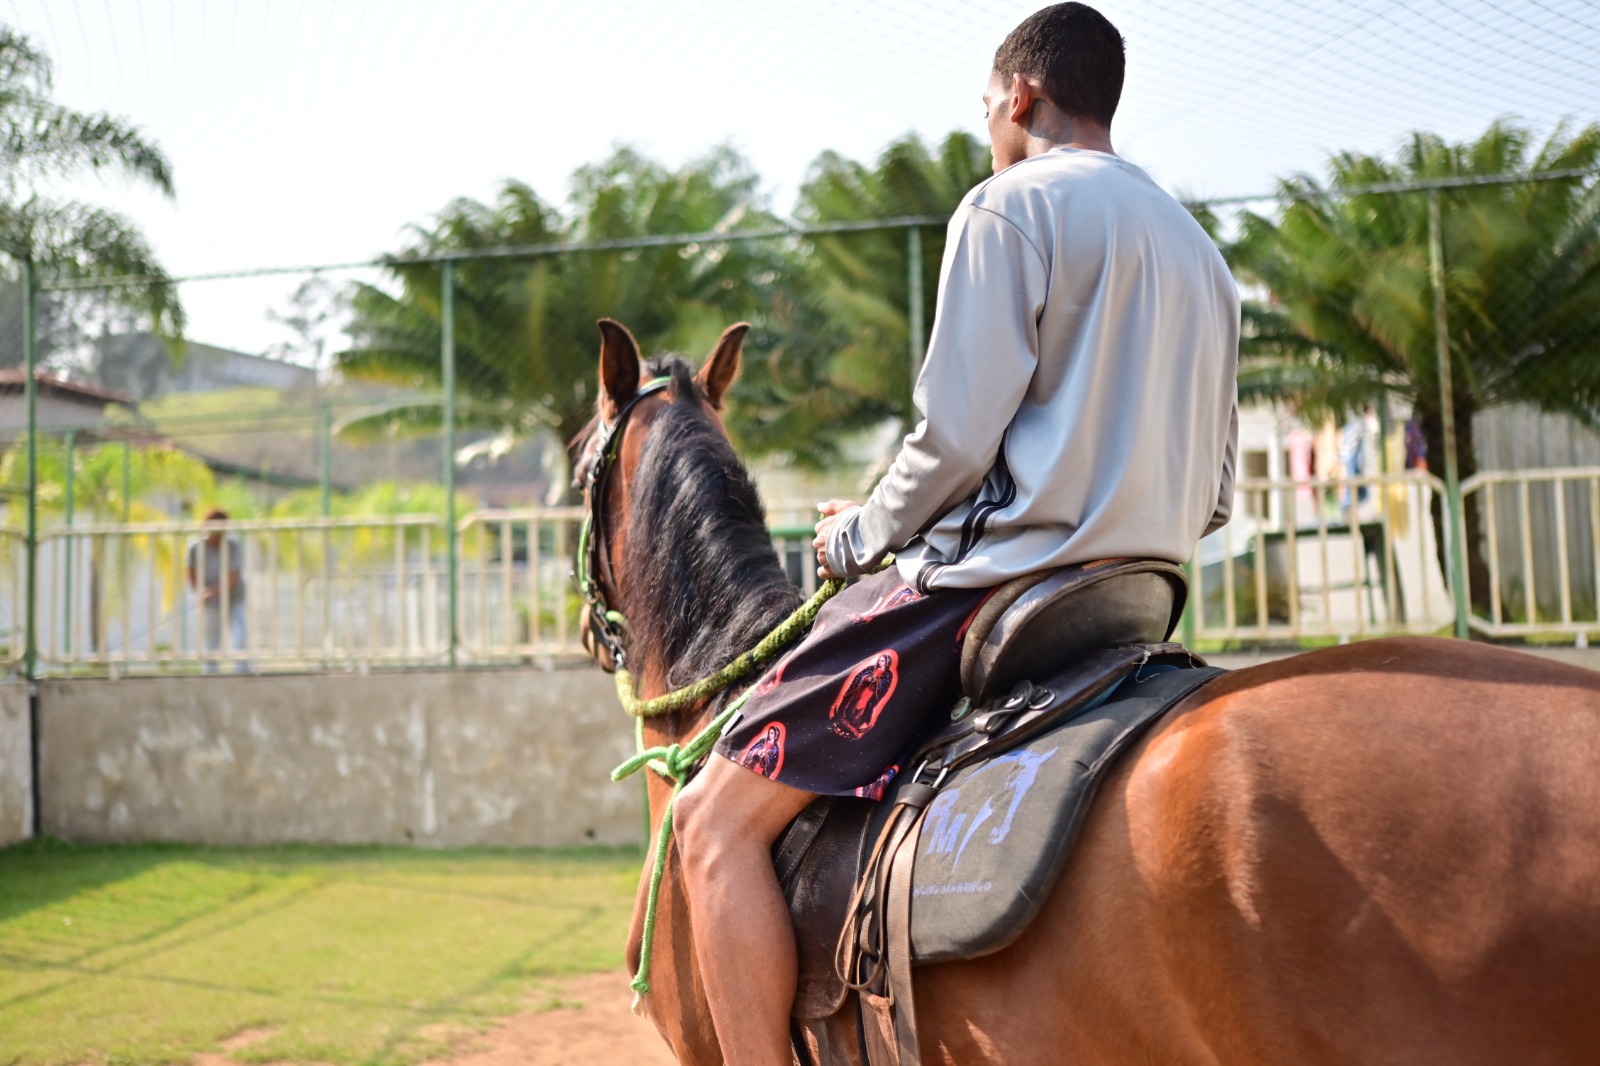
[618,417,800,701]
[630,714,725,1062]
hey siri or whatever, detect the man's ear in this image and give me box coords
[697,322,749,410]
[596,319,642,420]
[1008,71,1039,127]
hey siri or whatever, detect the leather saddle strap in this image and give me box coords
[885,807,926,1064]
[858,806,929,1066]
[835,819,896,994]
[861,990,899,1066]
[836,783,940,995]
[775,797,834,888]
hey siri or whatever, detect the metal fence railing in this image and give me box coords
[0,530,27,667]
[1186,472,1456,646]
[13,466,1600,675]
[456,507,584,661]
[1463,467,1600,641]
[33,515,445,673]
[770,524,824,600]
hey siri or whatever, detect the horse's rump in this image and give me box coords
[578,322,1600,1065]
[941,636,1600,1065]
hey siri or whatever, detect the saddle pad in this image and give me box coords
[901,664,1222,962]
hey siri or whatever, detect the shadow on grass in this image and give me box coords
[0,840,648,1066]
[0,838,645,925]
[0,837,180,928]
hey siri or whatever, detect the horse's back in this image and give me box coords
[917,637,1600,1065]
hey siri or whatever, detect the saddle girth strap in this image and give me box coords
[886,808,925,1062]
[837,782,939,1066]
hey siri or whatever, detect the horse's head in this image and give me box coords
[570,317,751,678]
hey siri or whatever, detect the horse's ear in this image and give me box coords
[697,322,749,410]
[596,318,642,420]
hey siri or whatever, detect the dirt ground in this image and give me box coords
[192,970,678,1066]
[423,970,678,1066]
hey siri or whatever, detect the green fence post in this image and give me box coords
[316,403,333,666]
[320,403,333,517]
[22,256,41,838]
[1181,558,1197,649]
[23,257,38,681]
[1428,189,1471,640]
[906,226,926,399]
[121,440,131,521]
[63,430,74,656]
[442,260,458,669]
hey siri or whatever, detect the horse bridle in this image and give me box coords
[577,376,672,672]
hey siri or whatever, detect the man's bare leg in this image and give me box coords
[675,752,819,1065]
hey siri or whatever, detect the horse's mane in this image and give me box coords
[622,358,803,690]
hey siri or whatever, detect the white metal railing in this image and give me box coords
[34,515,446,674]
[456,507,586,661]
[1184,472,1456,644]
[769,523,823,599]
[0,530,26,665]
[1462,466,1600,640]
[17,468,1600,674]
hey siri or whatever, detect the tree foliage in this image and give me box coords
[0,25,182,357]
[338,134,992,476]
[737,133,989,466]
[1226,117,1600,605]
[339,147,776,456]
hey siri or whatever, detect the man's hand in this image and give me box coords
[812,500,859,581]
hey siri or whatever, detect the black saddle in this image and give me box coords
[959,556,1191,703]
[772,558,1224,1065]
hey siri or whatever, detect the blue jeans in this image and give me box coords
[202,599,249,675]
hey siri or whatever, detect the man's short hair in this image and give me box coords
[204,507,228,522]
[993,3,1125,129]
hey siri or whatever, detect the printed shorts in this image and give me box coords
[713,567,994,800]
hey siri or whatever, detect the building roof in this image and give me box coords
[0,369,132,408]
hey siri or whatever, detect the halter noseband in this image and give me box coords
[577,376,672,671]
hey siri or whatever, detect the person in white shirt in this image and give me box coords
[186,508,248,674]
[676,6,1240,1061]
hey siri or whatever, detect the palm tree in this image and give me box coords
[752,132,989,466]
[0,25,182,360]
[339,147,776,485]
[1227,119,1600,613]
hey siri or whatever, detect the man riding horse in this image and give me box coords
[673,5,1240,1062]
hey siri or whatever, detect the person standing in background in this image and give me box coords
[186,508,248,674]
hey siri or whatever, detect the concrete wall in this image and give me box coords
[0,683,30,845]
[29,643,1600,849]
[39,666,642,848]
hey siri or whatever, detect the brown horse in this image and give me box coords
[574,319,1600,1066]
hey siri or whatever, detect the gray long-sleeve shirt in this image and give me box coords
[825,147,1240,592]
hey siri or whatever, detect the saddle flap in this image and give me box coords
[782,795,875,1020]
[906,664,1221,962]
[959,559,1189,703]
[781,647,1218,1022]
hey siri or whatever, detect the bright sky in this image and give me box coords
[2,0,1595,357]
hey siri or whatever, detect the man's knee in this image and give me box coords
[675,756,813,883]
[673,773,724,880]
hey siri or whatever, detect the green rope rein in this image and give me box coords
[609,575,850,999]
[611,686,753,1000]
[613,577,846,717]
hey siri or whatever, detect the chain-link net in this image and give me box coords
[1218,146,1600,644]
[1,9,1596,671]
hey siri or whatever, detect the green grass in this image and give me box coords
[0,840,642,1066]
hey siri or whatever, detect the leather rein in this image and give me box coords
[577,376,673,673]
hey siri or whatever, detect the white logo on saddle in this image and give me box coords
[922,747,1059,875]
